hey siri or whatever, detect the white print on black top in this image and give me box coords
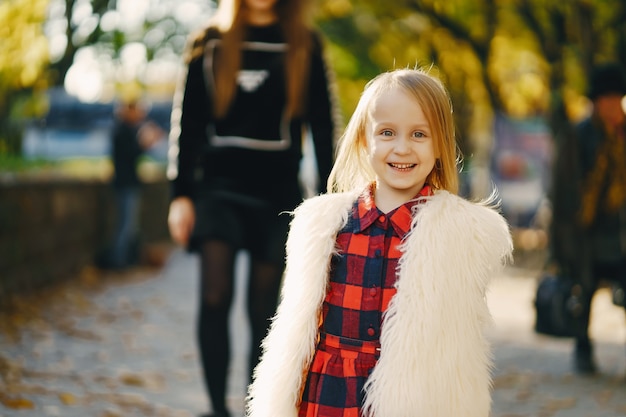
[238,70,269,92]
[203,38,292,151]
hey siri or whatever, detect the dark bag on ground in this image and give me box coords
[534,273,583,338]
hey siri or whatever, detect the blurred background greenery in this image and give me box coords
[1,0,624,181]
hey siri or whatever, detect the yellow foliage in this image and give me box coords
[318,0,353,18]
[489,34,549,117]
[0,0,50,93]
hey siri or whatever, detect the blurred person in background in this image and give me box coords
[99,99,163,269]
[166,0,338,415]
[549,62,626,374]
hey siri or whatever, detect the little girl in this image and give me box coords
[246,68,513,417]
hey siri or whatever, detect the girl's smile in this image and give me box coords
[389,163,416,170]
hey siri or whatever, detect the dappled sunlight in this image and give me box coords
[118,42,150,87]
[47,0,215,105]
[116,0,152,32]
[64,49,105,102]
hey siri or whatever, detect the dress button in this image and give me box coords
[378,215,386,223]
[367,327,376,336]
[370,287,377,296]
[374,249,381,258]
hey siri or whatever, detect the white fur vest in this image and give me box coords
[246,190,513,417]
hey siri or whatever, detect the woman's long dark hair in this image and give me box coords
[186,0,314,118]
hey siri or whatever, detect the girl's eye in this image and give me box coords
[413,131,426,138]
[381,129,393,136]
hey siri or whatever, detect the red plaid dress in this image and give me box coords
[298,184,432,417]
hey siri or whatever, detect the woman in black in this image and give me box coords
[550,62,626,374]
[166,0,338,416]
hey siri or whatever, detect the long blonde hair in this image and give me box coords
[327,68,460,194]
[187,0,315,118]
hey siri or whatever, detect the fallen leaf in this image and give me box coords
[120,372,145,387]
[58,392,78,405]
[0,395,35,409]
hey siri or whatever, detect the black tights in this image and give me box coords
[575,262,626,352]
[197,240,283,414]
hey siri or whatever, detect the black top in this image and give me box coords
[112,119,143,189]
[550,115,626,282]
[168,23,336,210]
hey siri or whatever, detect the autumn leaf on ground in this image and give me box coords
[120,372,145,387]
[0,394,35,409]
[58,391,79,405]
[119,371,165,391]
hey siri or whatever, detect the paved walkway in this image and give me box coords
[1,248,625,417]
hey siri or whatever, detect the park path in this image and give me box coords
[1,248,625,417]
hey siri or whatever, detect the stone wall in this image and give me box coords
[0,179,170,306]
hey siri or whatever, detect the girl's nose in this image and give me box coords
[394,137,411,153]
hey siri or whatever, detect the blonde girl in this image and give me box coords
[247,68,512,417]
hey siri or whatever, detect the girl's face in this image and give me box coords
[366,87,436,212]
[244,0,279,23]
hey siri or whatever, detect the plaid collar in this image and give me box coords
[352,183,433,235]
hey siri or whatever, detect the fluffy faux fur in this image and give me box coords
[246,190,513,417]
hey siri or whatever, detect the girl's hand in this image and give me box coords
[168,196,195,246]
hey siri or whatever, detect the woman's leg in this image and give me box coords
[574,287,596,373]
[198,240,237,416]
[247,259,283,381]
[574,261,621,374]
[110,186,140,267]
